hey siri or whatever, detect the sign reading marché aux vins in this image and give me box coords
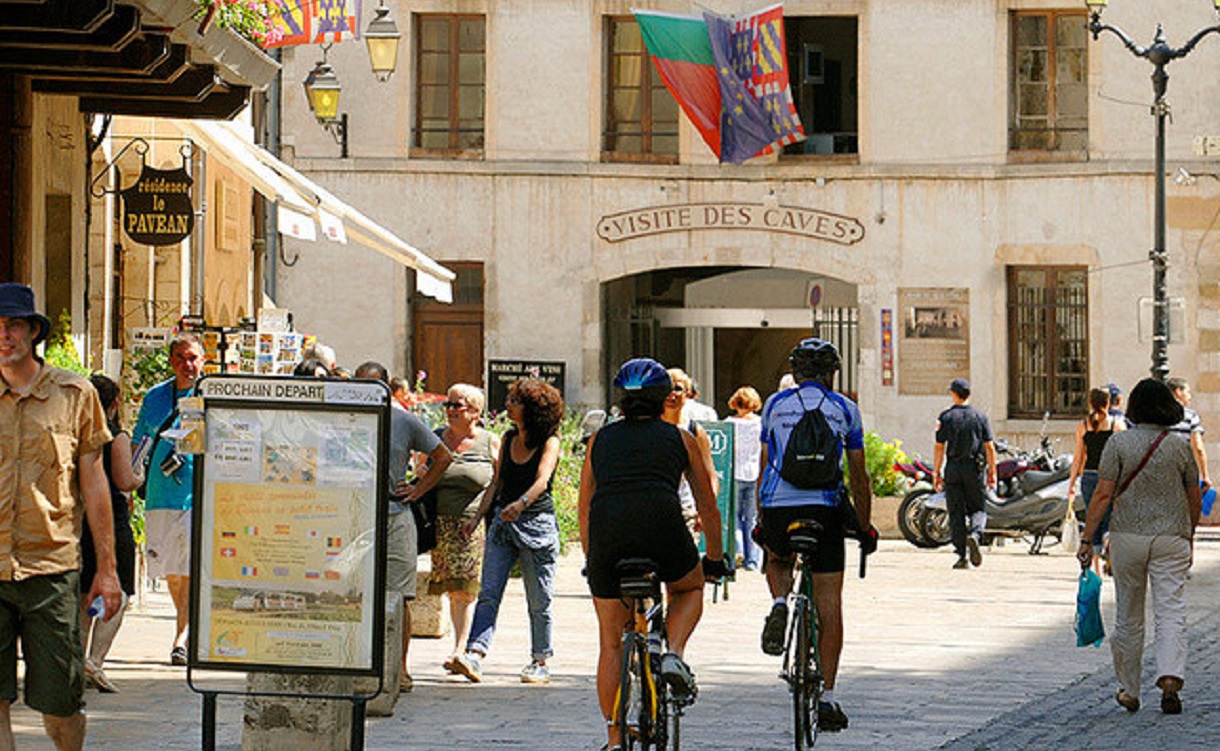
[121,165,194,246]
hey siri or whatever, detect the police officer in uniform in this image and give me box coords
[933,378,997,569]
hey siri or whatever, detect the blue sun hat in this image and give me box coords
[0,283,51,345]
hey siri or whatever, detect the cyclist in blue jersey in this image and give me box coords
[756,338,875,732]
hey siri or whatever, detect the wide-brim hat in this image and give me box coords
[0,283,52,345]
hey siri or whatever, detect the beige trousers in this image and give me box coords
[1108,532,1191,699]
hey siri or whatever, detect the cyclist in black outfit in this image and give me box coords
[579,358,726,751]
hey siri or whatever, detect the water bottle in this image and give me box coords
[87,595,106,620]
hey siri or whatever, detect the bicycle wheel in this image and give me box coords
[790,598,812,750]
[806,602,823,748]
[617,633,648,750]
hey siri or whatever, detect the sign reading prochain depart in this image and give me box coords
[596,203,865,245]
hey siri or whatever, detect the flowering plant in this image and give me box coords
[195,0,284,47]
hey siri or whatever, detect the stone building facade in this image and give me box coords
[275,0,1220,462]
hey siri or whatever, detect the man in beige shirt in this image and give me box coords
[0,283,121,750]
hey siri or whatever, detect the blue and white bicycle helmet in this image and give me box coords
[613,357,674,405]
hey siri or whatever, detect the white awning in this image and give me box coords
[173,119,454,302]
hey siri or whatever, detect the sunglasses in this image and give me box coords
[442,401,471,410]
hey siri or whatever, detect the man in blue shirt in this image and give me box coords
[133,333,202,666]
[757,338,874,732]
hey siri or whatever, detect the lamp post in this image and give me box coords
[302,2,402,156]
[1085,0,1220,381]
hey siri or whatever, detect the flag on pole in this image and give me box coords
[633,4,804,164]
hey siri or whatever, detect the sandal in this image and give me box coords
[1115,688,1140,713]
[399,672,414,692]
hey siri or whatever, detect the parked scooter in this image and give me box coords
[918,425,1076,554]
[896,439,1042,548]
[894,458,938,548]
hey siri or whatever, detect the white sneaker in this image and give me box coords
[520,659,550,684]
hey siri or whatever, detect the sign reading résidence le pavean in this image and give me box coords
[596,203,865,245]
[121,165,194,246]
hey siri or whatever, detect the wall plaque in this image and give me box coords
[596,202,864,245]
[897,288,970,395]
[487,360,565,411]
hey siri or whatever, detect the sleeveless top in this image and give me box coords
[591,418,689,504]
[1082,417,1116,471]
[494,428,555,516]
[433,428,496,519]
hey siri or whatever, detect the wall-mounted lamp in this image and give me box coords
[303,56,348,158]
[302,4,402,158]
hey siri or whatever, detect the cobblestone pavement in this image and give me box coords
[10,540,1220,750]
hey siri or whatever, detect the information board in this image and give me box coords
[697,420,737,566]
[189,376,389,676]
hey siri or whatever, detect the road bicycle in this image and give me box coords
[614,558,693,750]
[781,519,827,750]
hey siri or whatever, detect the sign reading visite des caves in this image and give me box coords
[597,203,864,245]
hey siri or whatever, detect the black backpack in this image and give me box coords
[778,389,843,490]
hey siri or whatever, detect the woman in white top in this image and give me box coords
[726,386,763,570]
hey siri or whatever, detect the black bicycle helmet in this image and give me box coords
[789,337,841,377]
[613,357,674,405]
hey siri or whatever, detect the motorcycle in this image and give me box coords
[917,427,1076,554]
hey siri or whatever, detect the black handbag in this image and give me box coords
[409,486,439,554]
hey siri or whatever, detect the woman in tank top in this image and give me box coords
[1068,387,1126,555]
[450,378,564,686]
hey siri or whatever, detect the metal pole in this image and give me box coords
[1152,86,1169,382]
[201,692,217,751]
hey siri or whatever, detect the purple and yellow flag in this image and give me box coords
[266,0,362,49]
[634,4,804,164]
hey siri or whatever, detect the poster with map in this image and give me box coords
[192,376,389,675]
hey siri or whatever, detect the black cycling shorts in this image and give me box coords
[586,492,700,599]
[757,504,845,574]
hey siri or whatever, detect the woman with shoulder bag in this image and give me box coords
[1078,378,1202,716]
[450,379,564,685]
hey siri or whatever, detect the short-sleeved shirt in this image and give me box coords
[759,381,864,509]
[726,415,761,482]
[935,404,993,463]
[133,379,195,511]
[0,365,111,580]
[1173,407,1204,435]
[386,404,442,515]
[1098,426,1196,538]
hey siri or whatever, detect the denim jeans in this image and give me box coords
[466,515,559,661]
[735,479,762,569]
[1080,470,1110,546]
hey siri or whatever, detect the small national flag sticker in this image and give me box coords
[220,548,237,558]
[240,566,258,577]
[304,570,321,580]
[244,526,259,536]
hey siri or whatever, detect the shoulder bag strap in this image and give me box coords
[1115,431,1168,499]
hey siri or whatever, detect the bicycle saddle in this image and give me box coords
[785,519,824,555]
[616,558,659,599]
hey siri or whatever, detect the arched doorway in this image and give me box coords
[602,267,859,410]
